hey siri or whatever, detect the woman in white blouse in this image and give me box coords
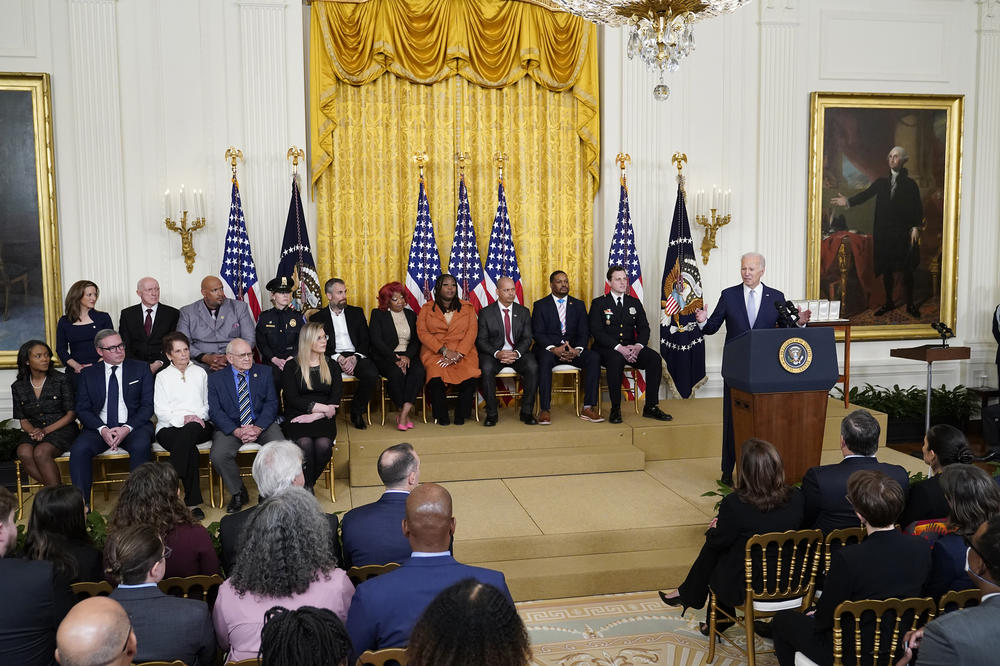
[154,331,211,519]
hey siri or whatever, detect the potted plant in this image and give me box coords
[833,383,978,442]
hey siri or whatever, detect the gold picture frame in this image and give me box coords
[0,72,62,368]
[806,92,963,341]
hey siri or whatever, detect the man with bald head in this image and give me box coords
[345,483,512,663]
[177,275,256,371]
[55,597,137,666]
[119,276,180,374]
[476,275,538,426]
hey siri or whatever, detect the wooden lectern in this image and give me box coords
[722,328,839,484]
[889,344,971,431]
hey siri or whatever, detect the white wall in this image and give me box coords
[1,0,997,415]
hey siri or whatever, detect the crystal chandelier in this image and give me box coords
[551,0,753,100]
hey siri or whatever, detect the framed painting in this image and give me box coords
[0,72,62,368]
[806,92,963,341]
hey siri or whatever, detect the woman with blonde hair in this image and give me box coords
[55,279,113,388]
[281,322,342,492]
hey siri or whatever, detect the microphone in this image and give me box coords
[774,301,799,328]
[931,321,954,347]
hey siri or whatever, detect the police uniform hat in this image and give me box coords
[266,276,294,293]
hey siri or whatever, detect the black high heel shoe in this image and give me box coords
[699,619,735,637]
[657,590,690,617]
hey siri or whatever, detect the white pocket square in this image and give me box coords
[128,380,139,385]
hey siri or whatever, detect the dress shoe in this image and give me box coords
[437,414,451,426]
[874,302,895,316]
[350,412,368,430]
[484,415,498,427]
[609,406,623,424]
[520,412,538,425]
[579,406,604,423]
[537,410,552,425]
[240,486,249,504]
[906,304,921,318]
[396,422,408,432]
[753,619,773,639]
[226,493,245,514]
[453,414,465,425]
[406,421,415,430]
[658,590,690,617]
[700,619,735,636]
[719,474,734,488]
[189,507,205,521]
[643,405,673,421]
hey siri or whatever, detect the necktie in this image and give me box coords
[747,289,757,328]
[144,308,153,336]
[237,372,253,425]
[503,308,514,348]
[557,298,567,336]
[107,366,120,428]
[616,296,623,312]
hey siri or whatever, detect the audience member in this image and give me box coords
[219,440,342,574]
[214,487,354,662]
[12,339,77,486]
[0,487,73,666]
[280,322,341,491]
[69,329,154,507]
[408,579,531,666]
[55,279,114,389]
[105,525,215,665]
[771,470,931,666]
[658,439,805,636]
[154,331,211,517]
[23,485,102,584]
[341,443,419,568]
[801,409,909,532]
[899,424,974,528]
[208,337,283,513]
[416,274,480,425]
[255,276,304,383]
[107,462,220,578]
[369,281,425,430]
[345,483,512,664]
[258,605,351,666]
[54,597,136,666]
[118,276,179,375]
[177,275,256,372]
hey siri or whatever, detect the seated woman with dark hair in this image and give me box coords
[258,605,352,666]
[214,487,354,662]
[107,462,220,579]
[23,485,102,583]
[407,579,531,666]
[899,424,975,528]
[658,438,804,635]
[370,281,425,431]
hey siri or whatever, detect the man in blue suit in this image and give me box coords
[695,253,809,486]
[341,443,420,569]
[532,270,603,425]
[345,483,513,664]
[70,329,154,505]
[207,337,283,513]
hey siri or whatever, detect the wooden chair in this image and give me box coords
[379,376,427,426]
[356,647,407,666]
[347,562,401,587]
[152,440,215,507]
[71,580,113,601]
[597,367,642,416]
[707,528,824,666]
[341,374,373,426]
[549,364,582,416]
[0,242,29,321]
[831,597,936,665]
[14,454,71,520]
[938,588,981,614]
[158,574,224,607]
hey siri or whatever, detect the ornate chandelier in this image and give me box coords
[551,0,753,100]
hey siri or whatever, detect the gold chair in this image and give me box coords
[822,526,866,577]
[340,374,373,426]
[420,383,480,424]
[227,660,261,666]
[216,443,261,505]
[92,448,133,501]
[707,528,824,666]
[597,367,643,416]
[937,588,981,614]
[549,364,582,416]
[0,242,29,321]
[356,647,408,666]
[136,661,185,666]
[152,440,215,508]
[831,597,936,665]
[472,367,525,421]
[13,454,71,520]
[322,443,336,502]
[71,580,113,601]
[347,562,401,587]
[158,574,224,606]
[378,377,427,426]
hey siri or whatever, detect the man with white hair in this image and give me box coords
[118,276,180,374]
[831,145,924,318]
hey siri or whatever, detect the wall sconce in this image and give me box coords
[693,185,731,264]
[164,185,206,274]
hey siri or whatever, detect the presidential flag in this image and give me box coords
[404,176,443,312]
[482,177,523,304]
[276,176,320,309]
[447,174,488,312]
[221,177,261,320]
[607,180,646,399]
[660,181,706,398]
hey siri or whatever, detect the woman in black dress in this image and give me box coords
[370,281,425,430]
[11,340,78,486]
[22,485,102,583]
[281,322,342,492]
[899,424,974,529]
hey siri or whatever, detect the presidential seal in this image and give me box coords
[778,337,812,373]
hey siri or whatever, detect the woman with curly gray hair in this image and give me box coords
[212,487,354,662]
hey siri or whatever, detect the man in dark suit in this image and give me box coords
[532,270,603,425]
[309,278,378,430]
[177,275,256,372]
[345,483,512,665]
[55,597,137,666]
[993,304,999,390]
[801,410,910,533]
[118,276,180,375]
[477,276,538,426]
[589,265,672,425]
[207,337,283,513]
[695,252,809,486]
[70,329,154,505]
[219,440,342,573]
[341,443,420,569]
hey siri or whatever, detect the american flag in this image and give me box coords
[483,177,523,304]
[447,174,488,312]
[607,180,645,399]
[404,176,443,312]
[277,176,320,309]
[221,177,261,320]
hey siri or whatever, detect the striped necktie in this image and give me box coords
[557,298,567,335]
[237,372,252,425]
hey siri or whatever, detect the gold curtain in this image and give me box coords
[309,0,599,313]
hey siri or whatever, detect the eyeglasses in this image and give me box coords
[99,343,125,352]
[119,618,134,656]
[160,545,173,561]
[962,534,991,568]
[228,352,254,359]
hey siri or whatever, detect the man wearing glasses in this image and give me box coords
[69,329,154,507]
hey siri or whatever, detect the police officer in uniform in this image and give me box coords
[588,264,672,424]
[256,276,304,386]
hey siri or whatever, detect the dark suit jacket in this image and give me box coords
[917,593,1000,664]
[701,283,786,343]
[532,295,590,351]
[0,558,73,666]
[340,492,411,569]
[801,456,910,533]
[119,303,180,365]
[207,364,278,435]
[368,308,421,364]
[476,301,533,358]
[993,305,999,364]
[310,305,371,357]
[75,360,154,432]
[588,293,650,350]
[847,169,923,276]
[110,584,215,665]
[219,502,342,574]
[345,555,512,664]
[899,475,948,529]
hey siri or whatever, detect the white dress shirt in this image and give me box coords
[329,307,357,359]
[141,302,159,327]
[99,362,130,431]
[545,295,583,352]
[495,305,521,358]
[153,362,210,432]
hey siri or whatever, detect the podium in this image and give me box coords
[722,328,839,484]
[889,344,971,432]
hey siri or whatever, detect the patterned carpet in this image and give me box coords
[517,591,778,666]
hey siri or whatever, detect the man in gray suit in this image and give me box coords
[177,275,256,371]
[898,515,1000,665]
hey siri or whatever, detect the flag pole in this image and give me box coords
[615,152,631,190]
[224,147,245,296]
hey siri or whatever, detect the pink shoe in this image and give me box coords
[397,422,408,431]
[406,421,415,429]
